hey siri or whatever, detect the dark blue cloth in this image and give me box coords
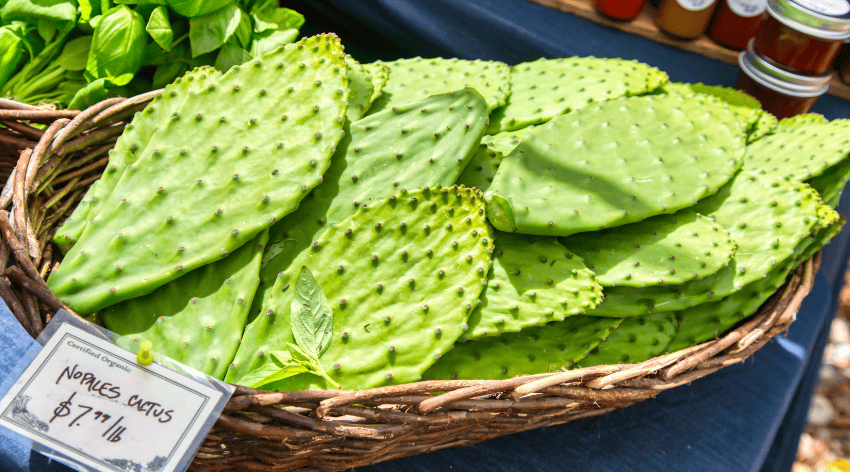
[3,1,850,470]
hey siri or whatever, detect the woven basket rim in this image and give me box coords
[0,95,818,471]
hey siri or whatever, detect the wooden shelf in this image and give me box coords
[528,0,850,101]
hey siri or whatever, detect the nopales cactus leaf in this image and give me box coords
[104,230,268,380]
[227,187,494,391]
[461,232,602,341]
[487,56,668,134]
[48,35,349,314]
[253,88,489,319]
[485,93,747,237]
[422,315,622,381]
[366,57,510,114]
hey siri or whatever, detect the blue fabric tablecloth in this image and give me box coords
[3,1,850,470]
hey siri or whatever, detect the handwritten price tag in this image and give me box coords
[0,312,232,472]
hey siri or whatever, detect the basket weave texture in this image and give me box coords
[0,95,818,471]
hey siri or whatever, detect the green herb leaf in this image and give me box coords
[36,18,56,43]
[0,0,78,23]
[251,28,297,57]
[167,0,233,18]
[286,343,340,389]
[290,266,334,360]
[237,361,311,389]
[85,5,146,82]
[57,36,93,71]
[214,40,251,71]
[188,2,244,57]
[152,60,187,88]
[146,6,174,50]
[0,27,26,86]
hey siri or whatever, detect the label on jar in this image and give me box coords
[793,0,850,16]
[676,0,717,11]
[728,0,767,17]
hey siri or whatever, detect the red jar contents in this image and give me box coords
[754,0,850,73]
[736,39,830,118]
[594,0,648,21]
[708,0,767,49]
[657,0,719,39]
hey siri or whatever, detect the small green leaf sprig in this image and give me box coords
[237,266,340,389]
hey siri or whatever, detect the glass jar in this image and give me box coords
[595,0,648,21]
[708,0,768,49]
[657,0,720,39]
[736,39,831,118]
[754,0,850,73]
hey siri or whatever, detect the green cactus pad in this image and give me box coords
[461,233,602,341]
[48,35,349,314]
[808,157,850,206]
[226,187,494,390]
[590,173,831,316]
[577,313,676,366]
[749,111,778,143]
[52,67,222,253]
[665,261,794,353]
[366,57,510,114]
[103,229,268,380]
[362,61,390,104]
[486,57,668,134]
[484,93,747,237]
[422,315,622,381]
[562,209,735,288]
[660,81,771,143]
[454,143,502,191]
[253,88,490,318]
[775,113,828,131]
[344,57,375,122]
[742,119,850,181]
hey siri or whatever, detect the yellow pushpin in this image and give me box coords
[137,340,154,366]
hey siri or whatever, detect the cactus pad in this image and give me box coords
[344,57,375,122]
[807,157,850,206]
[422,315,622,381]
[52,68,222,252]
[742,119,850,181]
[103,230,268,380]
[561,209,735,287]
[665,262,794,353]
[486,57,668,134]
[454,143,502,190]
[48,35,349,314]
[362,61,390,104]
[254,88,489,317]
[776,113,828,131]
[366,57,510,114]
[461,233,602,341]
[485,93,747,236]
[577,313,676,367]
[591,173,832,316]
[226,187,494,390]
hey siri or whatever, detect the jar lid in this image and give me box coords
[768,0,850,40]
[739,39,831,96]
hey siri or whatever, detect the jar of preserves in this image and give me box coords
[657,0,720,39]
[708,0,768,49]
[754,0,850,73]
[594,0,648,21]
[736,39,831,118]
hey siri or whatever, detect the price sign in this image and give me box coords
[0,311,233,472]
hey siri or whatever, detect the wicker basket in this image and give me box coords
[0,95,819,471]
